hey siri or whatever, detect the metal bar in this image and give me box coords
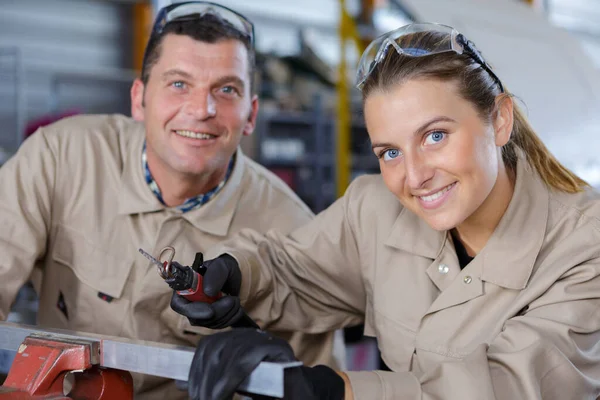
[312,93,325,213]
[133,3,152,73]
[336,0,350,200]
[336,0,365,200]
[13,47,25,149]
[0,46,24,152]
[0,322,301,398]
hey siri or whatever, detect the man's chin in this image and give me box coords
[177,165,212,177]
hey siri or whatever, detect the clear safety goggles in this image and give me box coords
[152,1,255,47]
[355,23,503,92]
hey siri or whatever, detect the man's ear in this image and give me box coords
[131,79,145,121]
[493,95,514,147]
[242,95,259,136]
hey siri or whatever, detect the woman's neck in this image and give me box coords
[453,164,516,257]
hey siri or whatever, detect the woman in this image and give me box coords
[172,23,600,400]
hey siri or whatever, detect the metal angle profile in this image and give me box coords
[0,322,301,398]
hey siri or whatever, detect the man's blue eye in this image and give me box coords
[221,86,237,94]
[172,81,185,89]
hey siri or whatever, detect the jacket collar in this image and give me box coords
[384,206,446,259]
[479,156,548,289]
[385,154,548,290]
[180,151,245,237]
[117,127,245,237]
[117,123,164,215]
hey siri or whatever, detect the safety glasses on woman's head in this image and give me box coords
[152,1,255,47]
[355,22,503,93]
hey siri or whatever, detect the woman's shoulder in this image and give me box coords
[547,186,600,231]
[536,187,600,273]
[527,187,600,304]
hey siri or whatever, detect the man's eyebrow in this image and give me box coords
[161,69,194,80]
[213,75,246,91]
[370,116,457,150]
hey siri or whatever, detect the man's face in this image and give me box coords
[365,78,508,232]
[131,34,258,178]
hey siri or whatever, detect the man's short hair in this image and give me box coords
[141,14,256,92]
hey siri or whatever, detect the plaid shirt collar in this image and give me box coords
[142,141,234,213]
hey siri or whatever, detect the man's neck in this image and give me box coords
[147,156,229,208]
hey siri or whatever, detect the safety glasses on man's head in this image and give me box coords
[355,22,503,92]
[152,1,255,47]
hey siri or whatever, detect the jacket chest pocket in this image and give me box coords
[49,225,133,336]
[373,309,417,372]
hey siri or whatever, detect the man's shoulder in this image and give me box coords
[41,114,143,151]
[240,154,314,217]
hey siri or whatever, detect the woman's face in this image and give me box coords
[364,78,511,231]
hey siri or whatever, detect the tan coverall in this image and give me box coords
[211,155,600,399]
[0,114,339,399]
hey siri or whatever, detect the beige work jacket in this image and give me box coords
[214,156,600,399]
[0,114,338,399]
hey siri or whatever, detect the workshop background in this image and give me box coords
[1,0,600,379]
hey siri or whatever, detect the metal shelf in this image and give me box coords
[256,95,376,213]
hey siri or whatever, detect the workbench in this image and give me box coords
[0,322,299,399]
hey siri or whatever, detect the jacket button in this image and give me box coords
[438,264,449,274]
[463,276,472,284]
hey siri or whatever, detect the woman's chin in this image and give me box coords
[420,212,461,232]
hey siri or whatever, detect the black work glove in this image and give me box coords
[170,254,244,329]
[188,328,345,400]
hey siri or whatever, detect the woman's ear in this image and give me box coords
[493,95,514,147]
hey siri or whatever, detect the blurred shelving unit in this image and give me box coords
[256,94,379,213]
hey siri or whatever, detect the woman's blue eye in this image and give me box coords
[383,149,400,161]
[425,131,445,144]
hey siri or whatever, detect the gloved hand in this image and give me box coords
[187,328,345,400]
[170,254,244,329]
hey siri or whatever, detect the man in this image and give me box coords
[0,2,342,398]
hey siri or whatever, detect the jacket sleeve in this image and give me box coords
[345,257,600,400]
[210,179,367,334]
[0,130,56,319]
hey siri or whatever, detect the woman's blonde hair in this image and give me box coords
[361,31,588,193]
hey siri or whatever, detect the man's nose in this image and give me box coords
[404,152,434,190]
[184,90,217,119]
